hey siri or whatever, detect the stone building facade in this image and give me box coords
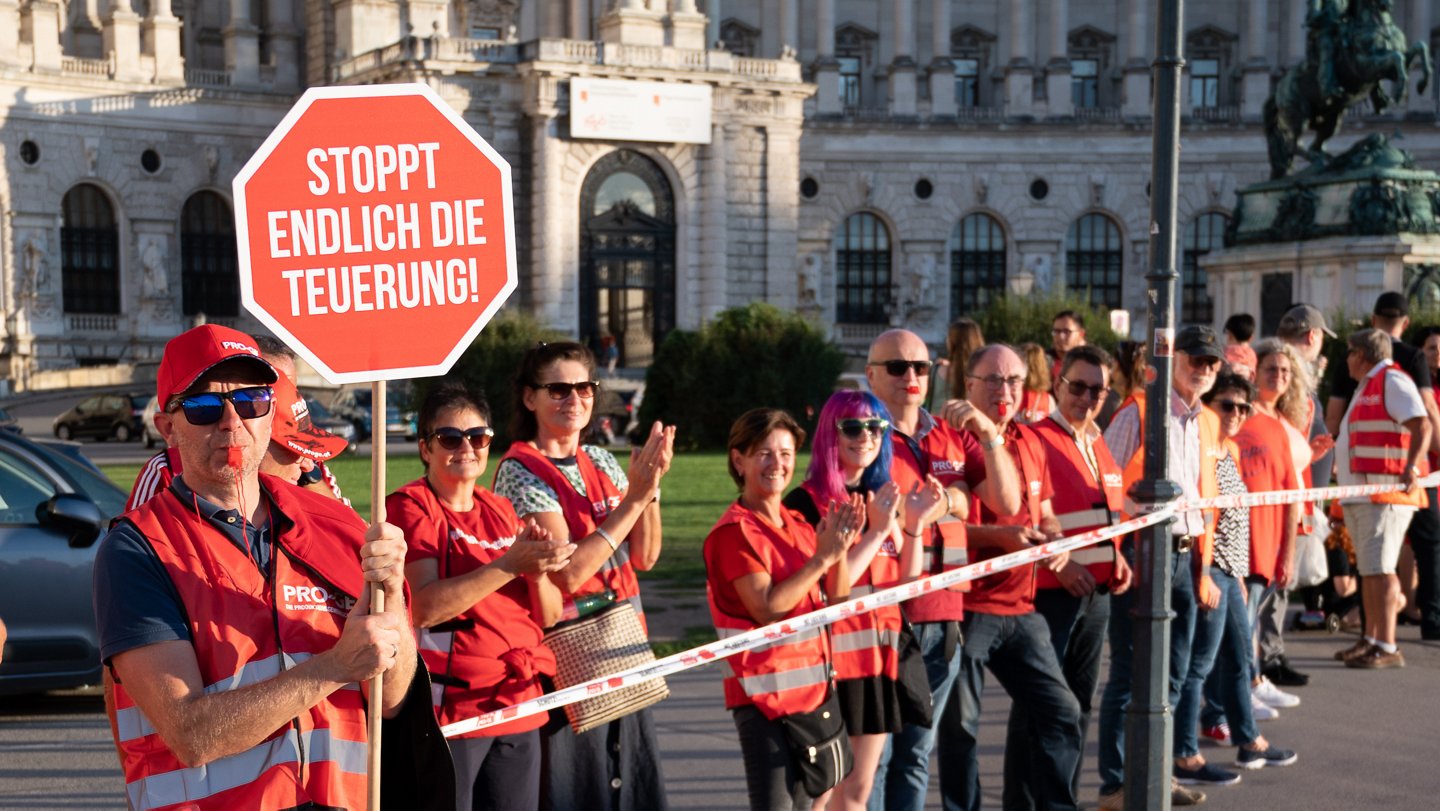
[2,0,1439,390]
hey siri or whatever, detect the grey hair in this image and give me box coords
[1348,328,1392,364]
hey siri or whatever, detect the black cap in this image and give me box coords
[1175,325,1224,360]
[1374,291,1409,319]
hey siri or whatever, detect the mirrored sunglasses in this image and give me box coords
[532,380,600,400]
[836,418,889,439]
[169,386,275,426]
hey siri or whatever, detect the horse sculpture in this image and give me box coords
[1263,0,1432,179]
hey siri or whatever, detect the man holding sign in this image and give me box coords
[93,325,448,810]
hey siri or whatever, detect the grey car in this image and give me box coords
[0,432,124,695]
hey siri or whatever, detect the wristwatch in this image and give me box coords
[981,433,1005,451]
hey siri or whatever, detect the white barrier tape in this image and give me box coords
[441,472,1440,737]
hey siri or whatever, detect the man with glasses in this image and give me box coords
[93,324,447,810]
[864,328,1020,811]
[1095,325,1226,809]
[937,344,1083,811]
[1008,344,1133,810]
[1049,311,1088,379]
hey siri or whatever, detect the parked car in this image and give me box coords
[52,392,147,442]
[141,395,163,449]
[0,431,125,695]
[330,385,414,442]
[385,405,418,441]
[298,392,359,446]
[0,406,19,434]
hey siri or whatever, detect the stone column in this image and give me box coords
[1045,0,1073,117]
[0,0,21,67]
[571,0,591,40]
[224,0,261,85]
[143,0,183,82]
[266,0,301,89]
[22,0,62,72]
[929,0,956,116]
[766,122,803,311]
[667,0,706,50]
[105,0,143,81]
[1410,0,1436,113]
[1240,0,1270,118]
[701,121,731,321]
[779,0,799,55]
[532,113,567,330]
[598,0,664,46]
[815,0,842,114]
[1121,0,1149,117]
[890,0,918,115]
[1006,0,1035,115]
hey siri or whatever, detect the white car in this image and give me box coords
[141,395,163,449]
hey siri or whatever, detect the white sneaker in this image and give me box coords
[1254,676,1301,709]
[1251,691,1280,721]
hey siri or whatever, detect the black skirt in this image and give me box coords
[835,675,904,736]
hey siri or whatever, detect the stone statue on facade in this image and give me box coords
[1264,0,1432,179]
[18,233,51,311]
[140,236,171,299]
[797,252,822,309]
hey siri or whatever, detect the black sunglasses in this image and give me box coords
[836,418,889,439]
[1215,399,1252,416]
[169,386,274,426]
[429,426,495,450]
[869,360,932,377]
[1059,376,1108,401]
[531,380,600,400]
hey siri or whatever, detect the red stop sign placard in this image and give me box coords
[234,84,516,383]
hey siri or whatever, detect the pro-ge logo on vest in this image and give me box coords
[1103,473,1124,489]
[450,527,515,551]
[282,583,354,616]
[221,340,260,356]
[931,458,965,475]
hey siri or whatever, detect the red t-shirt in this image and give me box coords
[1234,412,1300,584]
[892,417,988,623]
[965,421,1052,615]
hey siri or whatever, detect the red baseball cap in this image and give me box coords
[156,325,277,406]
[271,374,348,461]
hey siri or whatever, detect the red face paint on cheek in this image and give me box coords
[227,445,244,471]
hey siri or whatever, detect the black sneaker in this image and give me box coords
[1236,745,1298,770]
[1174,762,1242,786]
[1263,657,1310,687]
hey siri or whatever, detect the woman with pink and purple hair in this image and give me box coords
[782,390,945,810]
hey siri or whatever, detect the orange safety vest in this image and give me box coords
[109,476,370,811]
[386,479,555,739]
[798,483,901,682]
[1018,389,1053,425]
[1116,391,1148,492]
[499,443,645,621]
[1031,415,1123,589]
[1348,362,1429,507]
[706,502,832,721]
[891,424,971,621]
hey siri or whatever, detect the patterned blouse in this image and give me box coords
[492,444,630,517]
[1212,453,1250,579]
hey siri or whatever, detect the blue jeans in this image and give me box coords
[1201,576,1269,729]
[1004,589,1111,810]
[940,612,1082,811]
[1175,569,1261,757]
[870,620,962,811]
[1096,541,1198,796]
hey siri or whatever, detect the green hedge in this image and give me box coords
[638,303,845,450]
[968,290,1124,353]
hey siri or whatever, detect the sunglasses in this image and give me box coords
[1215,399,1253,416]
[1059,376,1108,401]
[836,418,889,439]
[429,426,495,450]
[1187,354,1222,370]
[532,380,600,400]
[869,360,933,377]
[169,386,274,426]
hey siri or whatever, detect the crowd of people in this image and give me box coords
[88,288,1440,810]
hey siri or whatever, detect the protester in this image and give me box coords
[863,328,1020,811]
[935,318,985,407]
[1097,340,1146,430]
[705,408,863,810]
[389,384,576,810]
[1098,325,1226,809]
[491,340,675,810]
[1007,344,1133,810]
[1183,376,1299,780]
[784,391,945,810]
[1049,311,1087,381]
[1333,328,1432,668]
[1016,342,1054,424]
[93,324,448,810]
[1223,313,1256,347]
[126,331,350,510]
[1224,343,1257,382]
[940,344,1083,811]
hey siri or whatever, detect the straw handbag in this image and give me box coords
[545,600,669,734]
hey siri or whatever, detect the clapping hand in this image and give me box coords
[628,421,676,500]
[500,519,577,577]
[816,494,864,565]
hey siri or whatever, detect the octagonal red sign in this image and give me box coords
[234,83,516,383]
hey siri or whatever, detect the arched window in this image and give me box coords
[1182,212,1228,325]
[61,184,120,314]
[835,212,891,324]
[1065,213,1123,310]
[181,191,239,317]
[950,213,1006,317]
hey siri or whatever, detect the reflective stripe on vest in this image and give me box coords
[1055,507,1115,533]
[1033,415,1124,590]
[921,516,969,571]
[737,662,830,697]
[831,626,900,655]
[1349,367,1412,476]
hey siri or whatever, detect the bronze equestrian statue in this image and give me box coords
[1263,0,1432,179]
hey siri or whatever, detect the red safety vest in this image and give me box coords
[890,423,971,622]
[498,443,644,621]
[108,475,370,811]
[705,501,832,721]
[798,483,900,682]
[1348,362,1429,507]
[1031,415,1123,589]
[966,420,1046,614]
[386,479,554,739]
[1018,389,1053,425]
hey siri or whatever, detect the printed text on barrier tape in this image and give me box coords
[439,474,1436,737]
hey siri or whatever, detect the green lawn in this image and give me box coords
[100,450,803,588]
